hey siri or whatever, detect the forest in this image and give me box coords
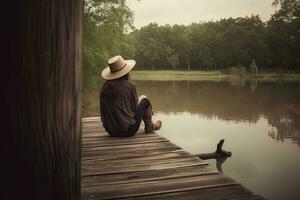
[83,0,300,89]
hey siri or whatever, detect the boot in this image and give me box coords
[143,105,162,133]
[144,119,162,133]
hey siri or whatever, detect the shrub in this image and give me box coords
[229,64,246,76]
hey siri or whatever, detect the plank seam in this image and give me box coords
[81,150,186,161]
[82,163,209,177]
[84,183,241,200]
[82,171,220,187]
[81,140,169,148]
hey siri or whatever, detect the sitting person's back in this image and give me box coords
[100,77,138,134]
[100,55,162,137]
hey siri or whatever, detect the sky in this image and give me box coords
[127,0,277,28]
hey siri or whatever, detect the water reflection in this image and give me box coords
[82,79,300,200]
[267,102,300,146]
[82,80,300,146]
[135,80,300,147]
[216,157,227,173]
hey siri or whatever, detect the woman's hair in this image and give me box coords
[118,73,129,80]
[101,73,130,99]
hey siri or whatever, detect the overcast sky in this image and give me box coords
[127,0,276,28]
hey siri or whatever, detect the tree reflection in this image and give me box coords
[83,79,300,147]
[135,80,300,147]
[267,102,300,146]
[216,157,228,173]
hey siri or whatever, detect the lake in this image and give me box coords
[82,79,300,200]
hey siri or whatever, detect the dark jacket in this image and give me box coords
[100,79,138,133]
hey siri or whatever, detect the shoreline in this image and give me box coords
[130,70,300,81]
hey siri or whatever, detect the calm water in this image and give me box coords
[83,79,300,200]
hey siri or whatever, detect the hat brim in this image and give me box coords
[101,60,136,80]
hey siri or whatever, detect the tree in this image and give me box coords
[166,25,191,70]
[3,0,82,199]
[266,0,300,70]
[83,0,134,90]
[129,23,181,70]
[116,1,298,72]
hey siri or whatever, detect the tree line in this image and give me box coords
[83,0,300,89]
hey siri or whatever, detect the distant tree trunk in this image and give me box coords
[2,1,83,200]
[187,56,190,71]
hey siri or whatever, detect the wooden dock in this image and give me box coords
[81,117,263,200]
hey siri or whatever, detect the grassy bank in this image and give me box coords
[130,70,300,81]
[131,70,227,81]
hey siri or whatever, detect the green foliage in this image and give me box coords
[266,0,300,70]
[125,15,274,71]
[82,0,300,89]
[229,64,247,76]
[83,0,134,90]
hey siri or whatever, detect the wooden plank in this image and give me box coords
[82,157,208,176]
[119,185,259,200]
[81,128,106,134]
[81,122,102,127]
[81,142,182,158]
[81,126,103,131]
[80,118,263,200]
[82,154,204,167]
[82,164,218,187]
[82,120,100,124]
[82,141,178,151]
[83,135,166,142]
[82,134,166,147]
[82,134,162,144]
[82,150,205,166]
[81,174,238,200]
[81,150,190,162]
[81,147,182,161]
[82,135,166,143]
[82,150,186,162]
[81,117,100,123]
[82,156,206,170]
[81,125,102,129]
[81,129,157,138]
[82,132,158,138]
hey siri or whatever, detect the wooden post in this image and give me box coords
[197,139,232,160]
[187,56,190,71]
[2,0,83,199]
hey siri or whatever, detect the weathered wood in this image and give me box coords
[82,132,159,139]
[82,174,238,200]
[3,1,83,200]
[82,135,168,147]
[82,165,219,186]
[82,158,208,176]
[81,117,101,122]
[82,141,178,152]
[81,143,182,160]
[82,150,190,162]
[83,150,187,162]
[120,185,263,200]
[81,118,263,200]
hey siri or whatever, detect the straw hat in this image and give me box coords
[101,55,136,80]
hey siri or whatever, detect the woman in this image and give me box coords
[100,55,162,137]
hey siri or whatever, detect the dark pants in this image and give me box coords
[108,98,151,137]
